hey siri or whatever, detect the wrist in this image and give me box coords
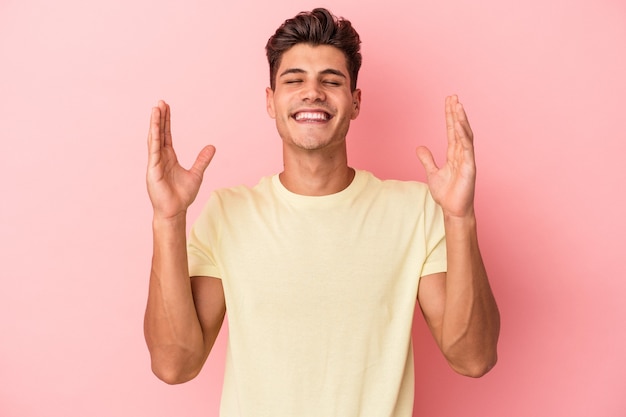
[152,211,187,231]
[443,205,476,222]
[443,209,477,233]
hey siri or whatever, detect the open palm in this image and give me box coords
[146,101,215,219]
[416,95,476,218]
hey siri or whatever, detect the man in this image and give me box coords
[144,7,499,417]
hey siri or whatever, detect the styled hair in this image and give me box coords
[265,8,362,91]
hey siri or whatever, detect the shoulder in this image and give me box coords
[195,176,280,222]
[359,170,431,199]
[357,171,440,220]
[210,175,275,203]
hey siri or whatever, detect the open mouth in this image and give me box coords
[293,111,332,122]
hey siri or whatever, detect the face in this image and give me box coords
[266,44,361,152]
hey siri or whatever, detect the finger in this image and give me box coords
[445,95,460,163]
[147,106,162,167]
[189,145,217,179]
[416,146,438,177]
[454,113,476,165]
[445,95,456,145]
[164,102,173,147]
[454,102,474,146]
[455,121,475,157]
[158,100,167,147]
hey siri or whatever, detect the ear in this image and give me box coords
[266,87,276,119]
[351,89,362,120]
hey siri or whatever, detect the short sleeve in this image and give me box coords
[419,191,447,277]
[187,195,223,279]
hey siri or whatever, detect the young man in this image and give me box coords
[144,8,499,417]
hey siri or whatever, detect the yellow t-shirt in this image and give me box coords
[188,170,447,417]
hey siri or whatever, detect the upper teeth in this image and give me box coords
[295,112,329,121]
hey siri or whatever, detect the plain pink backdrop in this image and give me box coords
[1,0,625,416]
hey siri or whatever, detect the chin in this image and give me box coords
[292,141,329,151]
[284,135,331,151]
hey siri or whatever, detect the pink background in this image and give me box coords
[1,0,625,416]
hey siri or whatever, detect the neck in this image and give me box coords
[279,147,355,196]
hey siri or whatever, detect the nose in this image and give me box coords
[300,81,326,102]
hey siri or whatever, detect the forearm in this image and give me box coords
[144,213,206,384]
[440,212,500,377]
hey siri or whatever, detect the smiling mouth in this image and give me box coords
[293,111,332,122]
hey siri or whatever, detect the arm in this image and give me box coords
[416,95,500,377]
[143,100,225,384]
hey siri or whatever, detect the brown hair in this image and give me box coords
[265,8,362,91]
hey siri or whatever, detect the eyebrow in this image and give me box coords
[279,68,347,79]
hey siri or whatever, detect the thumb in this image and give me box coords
[415,146,438,177]
[190,145,216,178]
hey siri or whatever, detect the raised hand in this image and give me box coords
[416,95,477,219]
[146,100,216,219]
